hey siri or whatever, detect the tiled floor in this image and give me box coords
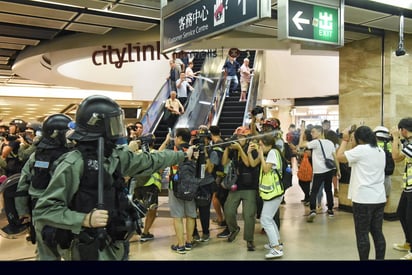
[0,176,408,261]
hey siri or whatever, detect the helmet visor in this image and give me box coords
[107,109,126,139]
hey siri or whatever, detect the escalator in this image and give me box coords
[141,50,262,148]
[216,50,258,139]
[140,55,206,149]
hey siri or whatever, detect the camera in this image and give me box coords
[251,105,264,116]
[338,124,357,138]
[221,135,238,149]
[137,134,155,153]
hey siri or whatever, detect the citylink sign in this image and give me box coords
[161,0,271,52]
[278,0,343,46]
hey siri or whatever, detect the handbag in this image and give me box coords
[318,140,336,169]
[297,152,313,182]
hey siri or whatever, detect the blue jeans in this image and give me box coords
[260,196,283,247]
[226,75,239,91]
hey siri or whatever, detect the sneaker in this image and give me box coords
[264,243,283,251]
[171,244,186,254]
[200,233,210,242]
[401,252,412,260]
[0,224,28,239]
[228,226,240,242]
[394,243,411,252]
[247,241,255,251]
[140,232,154,242]
[307,211,316,223]
[327,210,334,217]
[193,233,201,242]
[218,220,227,227]
[217,227,230,238]
[265,248,283,259]
[185,242,195,251]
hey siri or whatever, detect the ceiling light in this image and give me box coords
[370,0,412,10]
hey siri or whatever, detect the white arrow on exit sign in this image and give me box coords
[292,11,310,30]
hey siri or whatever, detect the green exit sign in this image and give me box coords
[278,0,343,46]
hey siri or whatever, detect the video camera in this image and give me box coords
[191,128,210,153]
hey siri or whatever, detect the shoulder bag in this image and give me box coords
[318,140,336,169]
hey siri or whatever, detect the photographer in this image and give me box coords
[1,119,26,176]
[129,133,163,243]
[191,126,215,242]
[218,126,259,252]
[373,126,394,200]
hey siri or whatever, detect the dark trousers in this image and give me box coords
[309,170,335,212]
[397,191,412,250]
[352,202,386,260]
[298,180,311,201]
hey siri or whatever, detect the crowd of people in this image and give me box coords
[0,92,411,261]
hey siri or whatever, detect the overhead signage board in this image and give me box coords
[278,0,343,46]
[161,0,271,52]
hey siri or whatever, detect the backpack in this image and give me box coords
[297,152,313,182]
[274,148,292,190]
[171,160,202,201]
[383,141,395,176]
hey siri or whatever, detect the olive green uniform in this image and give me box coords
[33,145,185,260]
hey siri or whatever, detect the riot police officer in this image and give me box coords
[33,95,191,261]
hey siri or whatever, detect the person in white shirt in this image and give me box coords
[176,72,194,107]
[239,58,253,102]
[298,124,340,222]
[336,125,386,260]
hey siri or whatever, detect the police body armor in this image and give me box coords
[31,146,70,246]
[69,145,139,259]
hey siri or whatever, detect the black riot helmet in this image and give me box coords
[42,114,71,139]
[68,95,126,141]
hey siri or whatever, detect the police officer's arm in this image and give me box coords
[15,156,33,219]
[117,145,187,177]
[391,126,405,162]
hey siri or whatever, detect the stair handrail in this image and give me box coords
[140,80,171,135]
[242,50,263,127]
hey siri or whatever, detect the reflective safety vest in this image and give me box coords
[402,156,412,189]
[259,149,284,201]
[144,172,162,191]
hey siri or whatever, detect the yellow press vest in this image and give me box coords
[402,156,412,189]
[259,149,284,201]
